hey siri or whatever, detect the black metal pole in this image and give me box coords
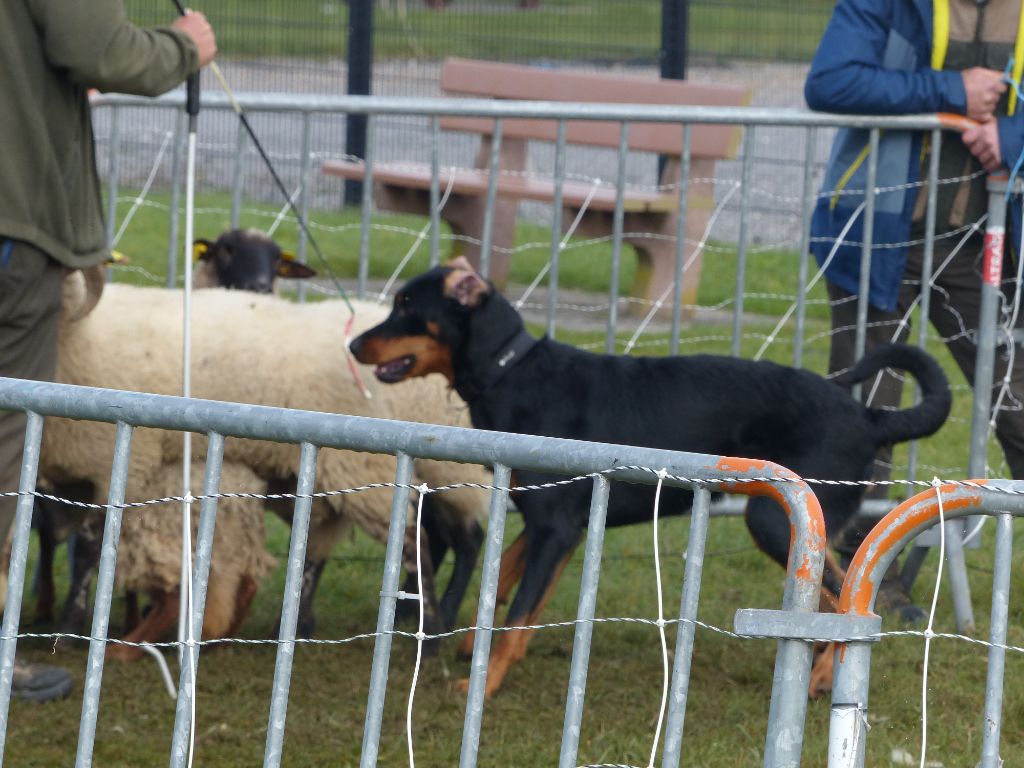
[345,0,374,206]
[660,0,688,81]
[659,0,688,179]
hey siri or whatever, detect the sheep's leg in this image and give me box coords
[222,575,259,641]
[123,591,140,634]
[397,495,449,623]
[438,516,484,631]
[57,516,103,636]
[33,505,56,625]
[107,589,180,662]
[290,557,326,640]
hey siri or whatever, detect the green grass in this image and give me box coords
[122,0,833,63]
[7,192,1020,765]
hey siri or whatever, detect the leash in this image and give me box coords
[168,1,372,399]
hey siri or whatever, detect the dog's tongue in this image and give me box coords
[375,355,414,383]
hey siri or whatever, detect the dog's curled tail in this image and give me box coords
[834,343,953,445]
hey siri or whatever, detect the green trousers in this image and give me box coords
[0,239,64,553]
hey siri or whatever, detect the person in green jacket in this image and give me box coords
[0,0,216,702]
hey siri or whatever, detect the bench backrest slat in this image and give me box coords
[438,57,749,159]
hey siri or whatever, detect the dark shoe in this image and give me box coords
[875,578,927,625]
[11,662,73,702]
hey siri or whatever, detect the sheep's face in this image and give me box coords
[193,229,316,293]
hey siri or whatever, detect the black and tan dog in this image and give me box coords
[350,256,952,697]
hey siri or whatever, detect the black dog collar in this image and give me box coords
[478,328,537,391]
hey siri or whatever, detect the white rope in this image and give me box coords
[515,178,602,310]
[625,181,741,353]
[753,198,869,361]
[406,484,429,768]
[111,130,174,248]
[646,469,670,768]
[378,171,457,303]
[266,184,303,238]
[919,478,946,768]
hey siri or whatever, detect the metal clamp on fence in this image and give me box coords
[734,608,881,643]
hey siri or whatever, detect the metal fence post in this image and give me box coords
[169,433,227,767]
[263,441,319,767]
[360,451,414,768]
[76,421,134,768]
[0,411,44,765]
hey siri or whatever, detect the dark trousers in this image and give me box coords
[0,240,64,554]
[828,236,1024,556]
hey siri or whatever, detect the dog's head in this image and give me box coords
[193,228,317,294]
[349,256,494,385]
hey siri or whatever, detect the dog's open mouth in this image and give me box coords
[374,355,415,383]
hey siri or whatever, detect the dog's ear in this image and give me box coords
[446,255,477,273]
[444,257,490,307]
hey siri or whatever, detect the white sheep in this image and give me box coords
[45,274,487,645]
[106,459,277,661]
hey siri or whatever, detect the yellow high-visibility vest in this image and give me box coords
[932,0,1024,114]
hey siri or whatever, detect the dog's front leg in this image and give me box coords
[456,530,528,659]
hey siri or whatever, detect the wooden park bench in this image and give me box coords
[323,57,750,310]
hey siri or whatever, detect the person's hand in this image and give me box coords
[173,10,217,68]
[961,67,1007,122]
[962,121,1003,172]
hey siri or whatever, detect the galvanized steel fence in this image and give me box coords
[0,377,828,767]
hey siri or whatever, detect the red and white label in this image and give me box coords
[984,228,1005,287]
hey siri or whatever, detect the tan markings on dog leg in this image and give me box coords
[809,642,836,699]
[818,587,840,613]
[459,545,578,698]
[824,548,846,591]
[456,530,529,660]
[510,546,576,663]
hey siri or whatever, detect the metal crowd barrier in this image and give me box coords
[90,92,1017,630]
[0,377,826,767]
[827,479,1024,768]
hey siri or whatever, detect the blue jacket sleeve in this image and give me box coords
[805,0,966,115]
[998,114,1024,172]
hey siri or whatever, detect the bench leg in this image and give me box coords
[443,196,518,290]
[624,207,709,318]
[566,207,709,318]
[373,184,518,290]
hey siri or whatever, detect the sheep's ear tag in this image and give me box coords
[280,250,297,262]
[107,250,128,265]
[193,242,209,262]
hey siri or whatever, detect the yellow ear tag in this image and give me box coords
[193,242,209,262]
[108,250,128,265]
[281,250,297,262]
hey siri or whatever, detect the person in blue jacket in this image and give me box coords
[806,0,1024,619]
